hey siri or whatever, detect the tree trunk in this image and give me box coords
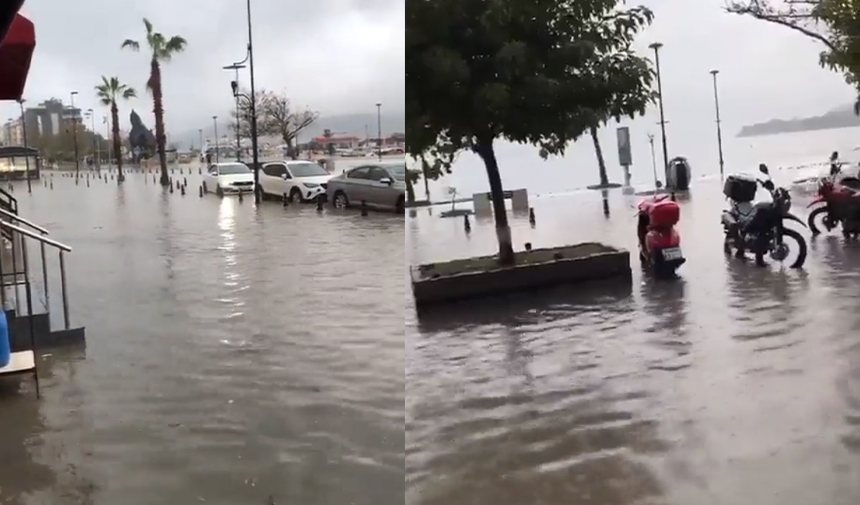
[150,59,169,186]
[111,102,123,182]
[474,139,515,266]
[590,126,609,187]
[406,175,415,203]
[421,163,431,201]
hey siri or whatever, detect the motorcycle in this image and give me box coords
[807,173,860,239]
[637,193,685,277]
[721,163,808,268]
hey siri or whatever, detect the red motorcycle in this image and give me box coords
[807,175,860,239]
[637,194,685,277]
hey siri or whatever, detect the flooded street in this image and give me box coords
[0,166,404,505]
[407,175,860,505]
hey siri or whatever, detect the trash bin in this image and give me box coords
[666,157,692,191]
[0,310,9,368]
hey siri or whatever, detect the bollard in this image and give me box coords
[153,176,156,184]
[169,183,174,194]
[528,207,536,226]
[180,168,184,175]
[87,178,90,187]
[104,177,108,184]
[199,185,204,197]
[75,177,79,186]
[198,168,202,174]
[171,168,175,174]
[464,214,471,233]
[50,181,53,189]
[183,177,187,187]
[176,180,180,190]
[169,177,173,187]
[316,195,324,212]
[283,193,289,207]
[238,191,243,203]
[180,185,186,196]
[360,201,368,216]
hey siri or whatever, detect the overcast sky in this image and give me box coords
[1,0,404,131]
[2,0,855,138]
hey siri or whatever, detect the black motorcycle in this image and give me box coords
[721,164,808,268]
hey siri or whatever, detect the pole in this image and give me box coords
[376,103,382,161]
[18,99,30,193]
[234,68,241,161]
[649,43,669,182]
[70,91,80,179]
[710,69,725,181]
[198,128,203,159]
[245,0,261,204]
[648,134,658,188]
[213,116,220,163]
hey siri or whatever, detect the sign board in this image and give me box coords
[616,126,632,167]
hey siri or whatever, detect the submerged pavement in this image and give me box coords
[0,166,405,505]
[407,175,860,505]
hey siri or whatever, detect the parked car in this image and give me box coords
[202,162,254,195]
[326,163,406,212]
[258,160,333,202]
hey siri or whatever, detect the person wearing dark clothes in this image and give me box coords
[830,151,841,176]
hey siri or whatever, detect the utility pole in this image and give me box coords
[70,90,80,180]
[710,69,725,181]
[376,103,382,161]
[648,42,669,181]
[17,98,30,192]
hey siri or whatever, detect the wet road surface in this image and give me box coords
[0,167,404,505]
[407,176,860,505]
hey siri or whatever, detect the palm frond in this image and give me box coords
[122,88,137,99]
[121,39,140,51]
[143,18,154,36]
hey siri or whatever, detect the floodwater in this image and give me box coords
[0,166,405,505]
[407,174,860,505]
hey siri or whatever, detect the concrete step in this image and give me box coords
[5,309,86,352]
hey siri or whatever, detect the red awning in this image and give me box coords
[0,14,35,101]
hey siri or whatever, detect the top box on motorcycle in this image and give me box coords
[645,199,680,228]
[723,174,757,203]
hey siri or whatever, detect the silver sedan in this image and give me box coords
[326,163,406,212]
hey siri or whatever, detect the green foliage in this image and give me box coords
[95,76,137,106]
[727,1,860,97]
[405,0,656,167]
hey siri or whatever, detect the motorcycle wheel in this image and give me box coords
[808,206,829,236]
[778,227,808,269]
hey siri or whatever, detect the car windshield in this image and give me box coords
[387,164,406,181]
[218,163,251,175]
[289,162,329,177]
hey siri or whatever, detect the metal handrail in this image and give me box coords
[0,205,49,235]
[0,221,70,251]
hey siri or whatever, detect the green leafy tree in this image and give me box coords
[727,0,860,110]
[406,0,656,265]
[121,18,187,186]
[95,76,137,182]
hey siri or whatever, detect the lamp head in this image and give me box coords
[231,80,238,96]
[710,69,719,75]
[648,42,663,50]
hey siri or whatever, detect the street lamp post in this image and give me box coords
[223,63,246,161]
[87,108,99,172]
[17,98,30,193]
[376,103,382,161]
[648,42,669,182]
[70,91,80,180]
[710,69,725,181]
[198,128,203,160]
[245,0,261,204]
[213,116,220,163]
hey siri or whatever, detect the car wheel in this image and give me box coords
[216,184,224,198]
[333,191,349,209]
[259,185,269,201]
[202,181,208,194]
[395,195,405,213]
[290,187,303,203]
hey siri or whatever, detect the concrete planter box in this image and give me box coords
[411,242,631,306]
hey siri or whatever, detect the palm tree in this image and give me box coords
[95,76,136,183]
[121,18,187,187]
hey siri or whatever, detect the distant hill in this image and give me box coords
[738,104,860,137]
[170,112,405,148]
